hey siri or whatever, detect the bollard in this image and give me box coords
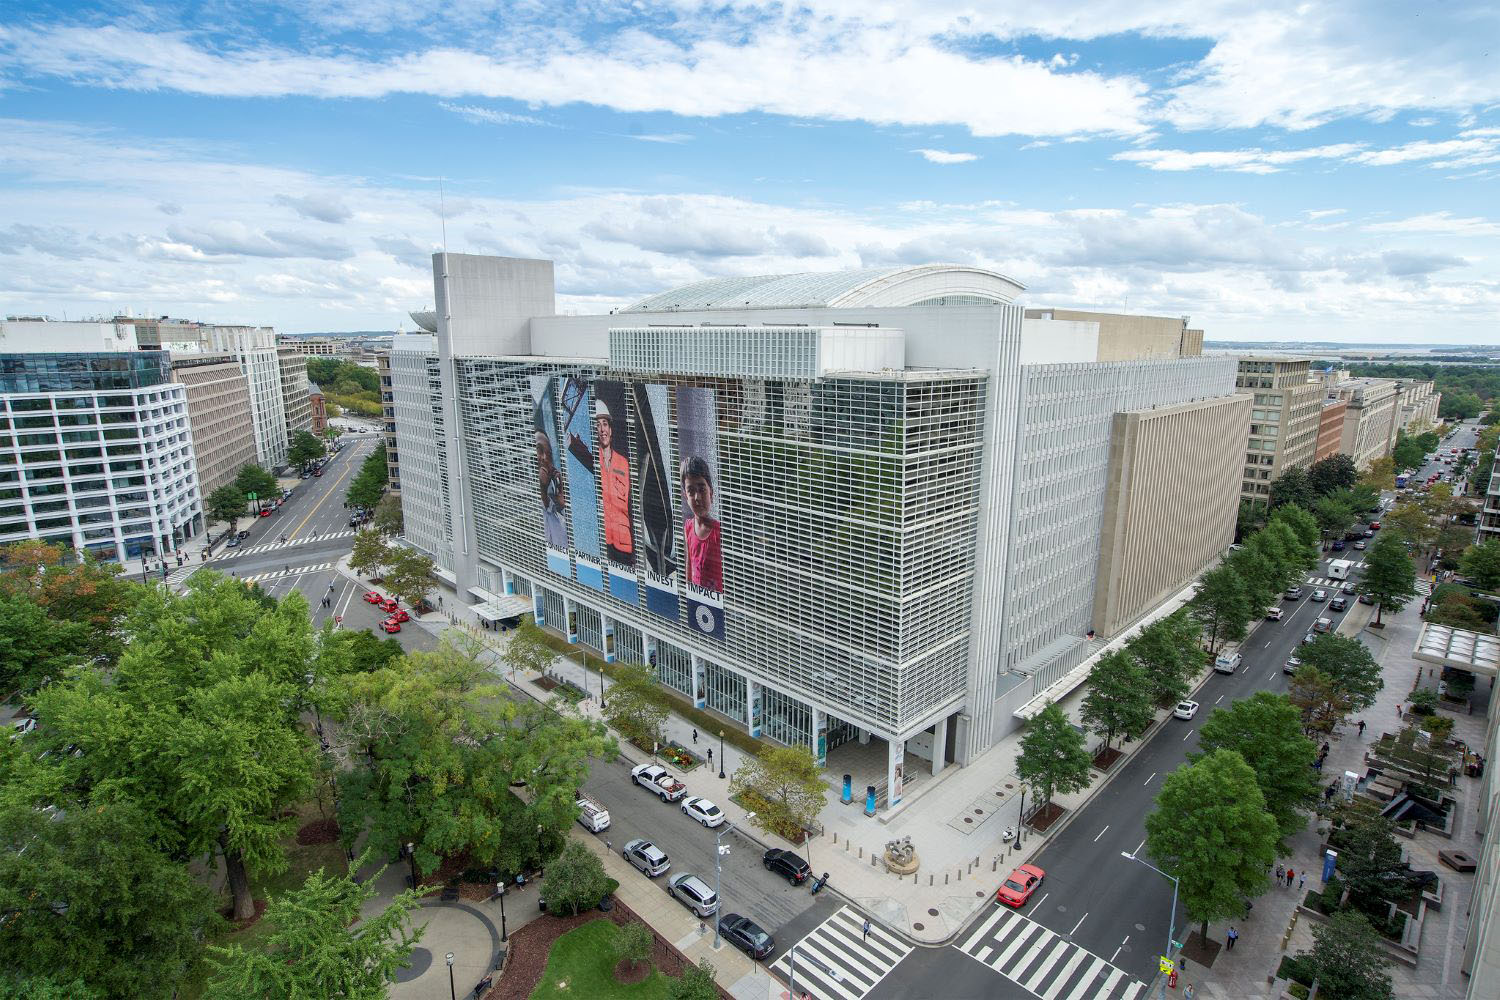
[929,874,933,886]
[974,856,979,868]
[958,869,963,881]
[872,855,877,868]
[859,847,863,859]
[833,832,838,845]
[844,839,849,852]
[993,858,998,872]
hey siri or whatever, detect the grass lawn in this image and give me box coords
[530,919,674,1000]
[176,805,350,999]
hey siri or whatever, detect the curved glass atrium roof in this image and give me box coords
[622,264,1025,313]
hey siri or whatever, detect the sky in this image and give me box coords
[1,2,1498,343]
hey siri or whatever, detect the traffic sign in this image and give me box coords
[1159,956,1175,974]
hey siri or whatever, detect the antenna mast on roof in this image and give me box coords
[439,177,449,254]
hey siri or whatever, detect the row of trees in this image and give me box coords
[307,358,383,419]
[202,435,329,532]
[349,528,436,609]
[347,443,389,510]
[0,542,617,998]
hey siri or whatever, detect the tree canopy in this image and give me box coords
[346,445,389,510]
[730,743,827,842]
[1360,534,1418,626]
[234,464,278,504]
[1190,564,1252,652]
[1301,911,1395,1000]
[1195,692,1317,842]
[1299,633,1383,717]
[287,429,326,470]
[1080,649,1154,749]
[1460,540,1500,590]
[206,483,249,526]
[1016,703,1092,809]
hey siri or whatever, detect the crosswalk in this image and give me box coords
[213,530,354,559]
[237,562,336,583]
[954,904,1147,1000]
[769,906,911,1000]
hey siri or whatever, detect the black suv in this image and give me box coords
[763,848,810,885]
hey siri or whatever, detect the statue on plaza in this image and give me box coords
[883,835,920,875]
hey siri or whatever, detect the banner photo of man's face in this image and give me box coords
[530,375,571,578]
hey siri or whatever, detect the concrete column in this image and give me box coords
[888,738,906,808]
[747,679,761,738]
[691,655,706,708]
[564,596,578,643]
[602,614,616,663]
[857,727,871,745]
[813,708,827,767]
[931,713,949,777]
[531,590,545,627]
[501,568,515,595]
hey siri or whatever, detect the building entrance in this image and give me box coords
[826,718,860,752]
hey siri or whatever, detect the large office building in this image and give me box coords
[1235,357,1324,503]
[205,326,289,470]
[1325,374,1401,469]
[277,335,344,356]
[1395,378,1441,434]
[1314,397,1349,462]
[395,256,1246,804]
[168,353,258,495]
[377,349,401,494]
[0,319,203,562]
[277,348,315,442]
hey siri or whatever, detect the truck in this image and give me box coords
[1328,558,1354,580]
[630,762,688,803]
[1395,473,1409,488]
[575,793,611,833]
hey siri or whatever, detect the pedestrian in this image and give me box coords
[1397,703,1403,717]
[1325,784,1336,801]
[1276,863,1284,883]
[1286,867,1295,887]
[1320,742,1330,757]
[1226,926,1238,951]
[707,748,713,766]
[1184,985,1195,1000]
[1357,719,1366,737]
[862,918,871,942]
[692,728,699,745]
[1299,873,1306,891]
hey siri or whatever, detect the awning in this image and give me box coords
[471,595,531,623]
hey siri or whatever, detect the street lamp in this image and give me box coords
[536,824,545,877]
[1014,787,1026,851]
[496,880,508,942]
[445,952,456,1000]
[406,842,418,890]
[1122,851,1180,1000]
[718,730,726,780]
[713,813,754,950]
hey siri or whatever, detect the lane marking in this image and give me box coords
[1109,945,1124,963]
[1093,825,1109,843]
[1214,694,1223,704]
[289,445,362,540]
[1132,838,1145,857]
[1182,728,1193,741]
[1069,913,1088,936]
[1143,772,1155,786]
[1031,892,1049,912]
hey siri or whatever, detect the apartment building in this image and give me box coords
[168,353,257,495]
[1235,357,1324,503]
[277,348,314,441]
[376,348,400,494]
[0,319,203,562]
[390,256,1245,802]
[1314,398,1349,462]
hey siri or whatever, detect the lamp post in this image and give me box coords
[496,880,508,941]
[787,942,801,1000]
[406,842,418,891]
[1122,851,1180,1000]
[445,952,456,1000]
[536,824,545,877]
[713,812,753,950]
[1014,787,1026,851]
[718,730,726,780]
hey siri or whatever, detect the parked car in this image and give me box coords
[1266,606,1285,621]
[226,537,241,548]
[681,796,726,828]
[1330,597,1348,612]
[1363,528,1374,537]
[364,591,385,604]
[1342,581,1357,594]
[1311,589,1327,602]
[1284,586,1304,600]
[380,619,402,633]
[622,838,670,877]
[718,914,775,960]
[11,717,38,739]
[299,471,312,479]
[1332,540,1345,551]
[1174,700,1199,720]
[1359,593,1376,604]
[1303,630,1317,644]
[1213,652,1241,674]
[386,608,410,623]
[631,762,688,803]
[1369,521,1381,531]
[575,794,611,833]
[995,864,1045,907]
[259,508,272,517]
[1283,655,1302,675]
[763,848,811,885]
[1354,540,1366,550]
[379,598,398,613]
[667,873,720,917]
[236,529,250,539]
[1314,617,1333,634]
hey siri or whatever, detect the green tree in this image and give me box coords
[1360,455,1397,494]
[502,619,558,677]
[1460,540,1500,590]
[372,493,404,537]
[613,921,654,976]
[1246,522,1305,593]
[318,627,406,675]
[346,445,389,510]
[1440,391,1482,421]
[349,528,390,580]
[1288,665,1349,739]
[206,483,248,528]
[1128,610,1199,707]
[1425,590,1490,630]
[1308,455,1359,497]
[1334,813,1413,917]
[1145,750,1278,942]
[730,743,828,842]
[205,859,423,1000]
[1195,692,1318,841]
[28,576,317,920]
[1016,703,1092,811]
[0,797,222,1000]
[1268,466,1314,510]
[0,591,91,694]
[0,540,139,671]
[1080,649,1154,749]
[1190,564,1252,652]
[1301,911,1394,1000]
[669,959,718,1000]
[1300,633,1383,716]
[1360,534,1418,626]
[287,429,325,470]
[1269,503,1322,557]
[381,544,434,609]
[603,662,670,749]
[1226,545,1281,611]
[1236,499,1266,541]
[234,464,278,508]
[542,840,611,917]
[0,974,102,1000]
[1313,495,1356,549]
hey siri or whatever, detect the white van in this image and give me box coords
[1213,652,1242,674]
[575,794,611,833]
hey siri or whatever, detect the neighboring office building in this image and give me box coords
[169,353,258,495]
[1479,466,1500,541]
[0,319,203,563]
[277,348,314,442]
[387,334,451,569]
[112,315,210,348]
[1329,376,1400,470]
[1235,356,1324,503]
[1395,378,1441,433]
[376,349,400,494]
[1314,397,1348,462]
[276,335,343,356]
[205,326,289,471]
[393,256,1244,803]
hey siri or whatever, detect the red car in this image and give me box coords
[259,508,272,517]
[363,591,384,604]
[380,598,398,613]
[996,864,1045,908]
[386,609,410,623]
[1369,521,1381,531]
[380,619,402,633]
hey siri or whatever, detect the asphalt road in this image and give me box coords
[1407,417,1478,491]
[874,550,1375,1000]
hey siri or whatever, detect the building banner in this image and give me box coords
[559,375,605,591]
[633,382,679,622]
[749,683,762,739]
[593,379,639,605]
[691,655,706,709]
[529,375,571,577]
[675,386,726,641]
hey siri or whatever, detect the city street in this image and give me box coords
[871,551,1373,1000]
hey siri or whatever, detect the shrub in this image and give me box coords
[541,841,609,917]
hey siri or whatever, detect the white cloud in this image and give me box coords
[438,102,550,127]
[1113,144,1363,174]
[1305,209,1346,220]
[626,133,694,144]
[1364,212,1500,237]
[913,148,979,164]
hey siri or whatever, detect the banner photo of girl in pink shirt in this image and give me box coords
[675,386,726,641]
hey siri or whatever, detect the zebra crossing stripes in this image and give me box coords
[769,906,911,1000]
[239,562,335,583]
[956,904,1146,1000]
[213,530,355,559]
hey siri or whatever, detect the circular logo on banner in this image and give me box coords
[695,605,717,633]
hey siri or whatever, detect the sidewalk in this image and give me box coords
[351,555,1245,950]
[1181,595,1482,1000]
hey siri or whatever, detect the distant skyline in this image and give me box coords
[1,2,1498,342]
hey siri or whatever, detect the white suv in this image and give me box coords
[1213,652,1242,674]
[667,873,720,917]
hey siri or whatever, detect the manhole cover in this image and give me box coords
[1004,783,1014,789]
[1056,905,1067,912]
[976,891,985,898]
[963,817,973,824]
[1134,923,1146,931]
[974,808,984,815]
[913,922,925,931]
[927,908,939,916]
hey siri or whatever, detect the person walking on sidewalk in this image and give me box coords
[1226,927,1238,951]
[692,728,698,745]
[707,748,713,766]
[1357,719,1367,737]
[1299,873,1306,891]
[1286,867,1295,888]
[1276,864,1284,883]
[863,918,871,942]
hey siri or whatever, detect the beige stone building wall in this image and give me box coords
[1236,357,1323,503]
[1315,398,1348,461]
[1092,393,1251,636]
[171,355,257,495]
[277,348,314,440]
[1023,309,1198,361]
[1334,377,1399,468]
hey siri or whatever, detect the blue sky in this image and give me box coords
[1,1,1497,341]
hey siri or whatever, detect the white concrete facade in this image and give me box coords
[208,327,289,471]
